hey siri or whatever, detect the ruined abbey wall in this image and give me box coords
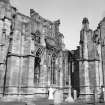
[1,0,105,103]
[0,1,71,100]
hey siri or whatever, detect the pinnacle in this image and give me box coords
[82,17,89,24]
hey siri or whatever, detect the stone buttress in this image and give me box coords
[79,18,101,102]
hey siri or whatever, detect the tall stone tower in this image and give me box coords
[79,17,96,101]
[79,17,105,102]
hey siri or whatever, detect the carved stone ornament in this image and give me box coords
[45,38,56,47]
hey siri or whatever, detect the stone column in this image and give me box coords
[59,53,63,88]
[55,57,59,87]
[5,30,21,100]
[53,52,63,105]
[18,35,24,98]
[96,44,103,101]
[65,62,74,103]
[27,56,35,98]
[0,20,5,97]
[59,51,63,102]
[97,44,103,86]
[18,57,23,99]
[1,19,18,100]
[83,31,91,101]
[95,60,100,101]
[40,63,47,97]
[47,54,51,86]
[27,37,35,98]
[0,64,6,98]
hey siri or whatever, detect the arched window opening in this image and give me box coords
[51,54,56,85]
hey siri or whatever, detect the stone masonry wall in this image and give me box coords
[0,0,66,100]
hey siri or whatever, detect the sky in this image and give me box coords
[11,0,105,50]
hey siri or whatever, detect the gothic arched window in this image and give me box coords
[34,48,43,85]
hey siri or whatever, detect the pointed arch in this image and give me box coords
[34,47,45,85]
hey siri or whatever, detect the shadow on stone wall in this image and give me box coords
[70,46,80,98]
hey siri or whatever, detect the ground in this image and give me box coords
[0,98,105,105]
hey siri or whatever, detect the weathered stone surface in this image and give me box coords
[78,18,101,102]
[1,1,105,103]
[0,0,70,102]
[6,56,20,94]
